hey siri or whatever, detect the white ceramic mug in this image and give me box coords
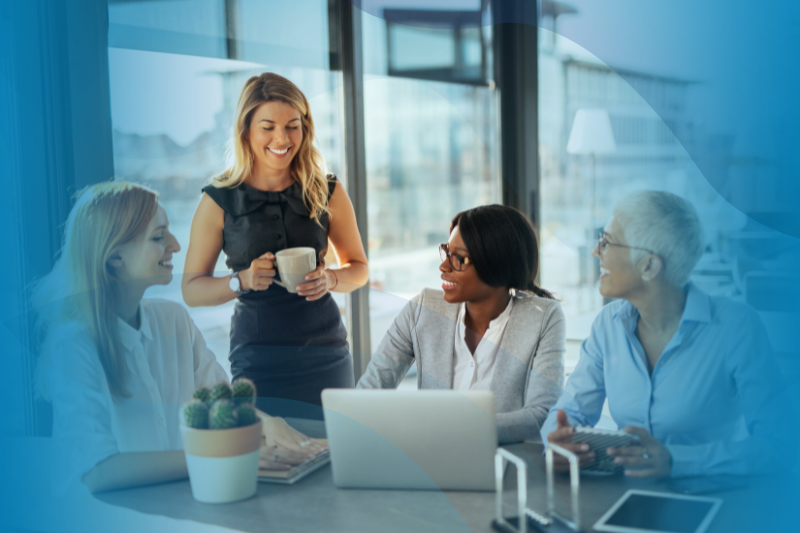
[274,247,317,293]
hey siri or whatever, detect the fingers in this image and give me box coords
[245,254,277,291]
[246,270,275,291]
[549,438,595,472]
[303,265,325,281]
[547,424,574,444]
[556,409,571,429]
[251,258,275,271]
[623,426,652,442]
[607,442,648,467]
[258,447,291,470]
[613,454,651,468]
[303,283,328,301]
[607,445,645,457]
[258,460,291,471]
[294,437,327,455]
[251,252,276,272]
[261,443,312,466]
[296,277,325,296]
[607,438,666,477]
[296,267,328,300]
[274,434,324,455]
[311,438,329,453]
[551,449,596,471]
[278,448,313,465]
[625,468,658,478]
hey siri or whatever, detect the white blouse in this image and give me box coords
[47,299,227,486]
[452,298,514,391]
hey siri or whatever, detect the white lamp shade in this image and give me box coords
[567,108,617,154]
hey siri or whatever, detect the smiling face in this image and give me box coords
[439,226,497,304]
[247,100,303,178]
[111,204,180,288]
[592,216,646,300]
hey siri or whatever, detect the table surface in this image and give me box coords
[96,420,796,533]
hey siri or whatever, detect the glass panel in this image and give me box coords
[383,6,486,85]
[389,25,455,70]
[108,1,345,377]
[362,10,501,355]
[236,0,331,69]
[108,0,227,57]
[538,5,746,383]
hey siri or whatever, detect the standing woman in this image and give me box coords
[182,73,368,419]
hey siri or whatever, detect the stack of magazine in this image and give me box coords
[258,446,331,485]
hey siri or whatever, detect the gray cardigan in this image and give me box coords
[357,289,566,444]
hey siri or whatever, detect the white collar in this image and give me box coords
[457,295,515,331]
[117,302,153,351]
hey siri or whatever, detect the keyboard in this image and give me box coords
[258,450,330,485]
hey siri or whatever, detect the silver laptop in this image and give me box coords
[321,389,497,491]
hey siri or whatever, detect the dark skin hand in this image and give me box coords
[548,410,673,477]
[546,410,597,471]
[607,426,673,478]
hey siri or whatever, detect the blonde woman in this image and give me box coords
[34,181,324,493]
[182,73,368,420]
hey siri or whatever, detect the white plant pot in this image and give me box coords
[181,420,262,504]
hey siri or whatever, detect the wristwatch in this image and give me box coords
[229,270,249,296]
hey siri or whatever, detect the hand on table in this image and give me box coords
[607,426,672,478]
[258,416,328,470]
[295,265,333,301]
[546,409,597,472]
[240,252,276,292]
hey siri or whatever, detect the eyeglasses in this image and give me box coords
[439,243,472,272]
[597,233,656,255]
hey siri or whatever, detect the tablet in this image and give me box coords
[594,490,723,533]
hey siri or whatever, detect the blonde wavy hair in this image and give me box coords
[32,181,159,400]
[212,72,330,222]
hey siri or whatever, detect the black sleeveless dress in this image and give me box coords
[202,176,353,420]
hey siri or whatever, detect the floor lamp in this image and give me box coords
[567,109,616,288]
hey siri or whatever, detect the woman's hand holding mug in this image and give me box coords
[240,252,277,291]
[296,265,334,301]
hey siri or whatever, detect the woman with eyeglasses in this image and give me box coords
[541,190,792,478]
[357,205,566,444]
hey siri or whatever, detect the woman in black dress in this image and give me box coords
[182,73,369,419]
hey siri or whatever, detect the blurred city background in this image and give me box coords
[105,0,783,380]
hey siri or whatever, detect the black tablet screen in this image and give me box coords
[605,494,715,533]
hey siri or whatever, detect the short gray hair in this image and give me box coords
[612,190,704,286]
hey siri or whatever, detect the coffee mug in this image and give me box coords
[274,247,317,294]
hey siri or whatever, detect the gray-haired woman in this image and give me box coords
[541,190,792,478]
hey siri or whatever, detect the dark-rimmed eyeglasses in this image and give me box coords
[597,232,656,256]
[439,243,472,271]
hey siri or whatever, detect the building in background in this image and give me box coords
[107,0,746,374]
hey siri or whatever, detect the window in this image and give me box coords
[538,9,742,377]
[361,7,501,353]
[108,0,345,377]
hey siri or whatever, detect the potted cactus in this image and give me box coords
[180,378,261,503]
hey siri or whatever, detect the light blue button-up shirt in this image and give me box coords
[540,283,794,478]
